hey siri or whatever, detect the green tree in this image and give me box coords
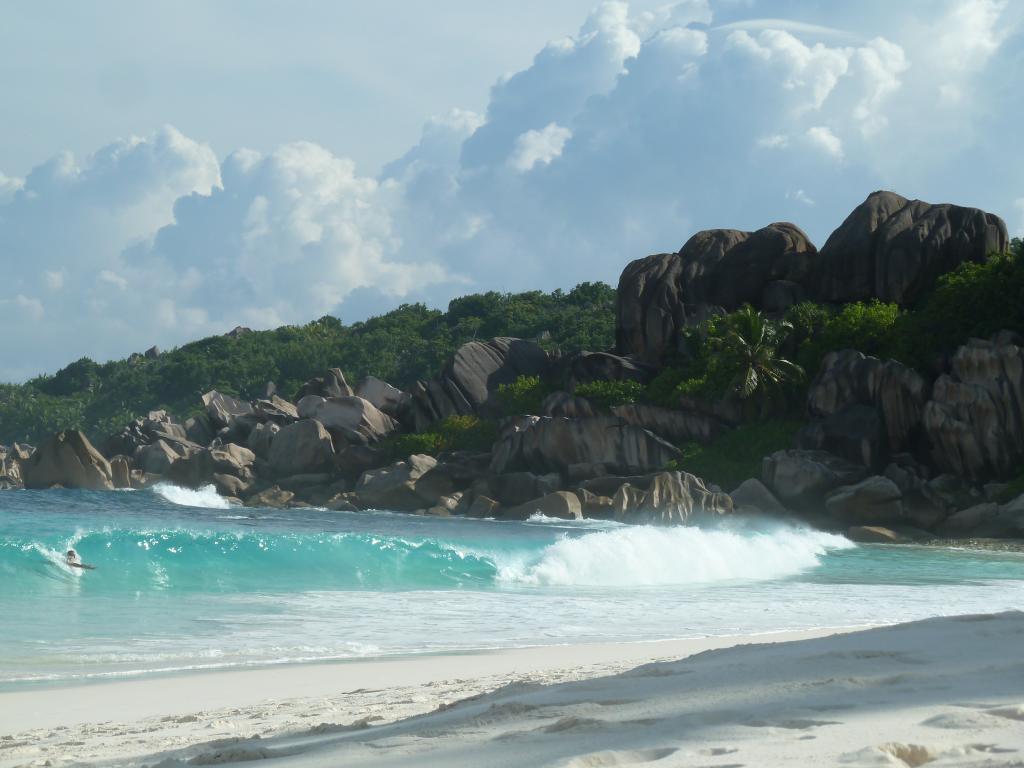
[711,306,805,417]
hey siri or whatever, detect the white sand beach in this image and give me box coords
[3,613,1023,767]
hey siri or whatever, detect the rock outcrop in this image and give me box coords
[296,368,353,401]
[490,416,681,476]
[268,420,335,477]
[616,223,816,362]
[762,449,868,510]
[611,470,733,525]
[297,396,396,444]
[503,491,583,521]
[202,391,254,430]
[166,443,256,489]
[353,454,453,512]
[824,475,904,526]
[22,430,114,490]
[410,337,549,429]
[811,191,1008,305]
[923,336,1024,482]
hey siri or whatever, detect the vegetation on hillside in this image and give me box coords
[0,283,616,444]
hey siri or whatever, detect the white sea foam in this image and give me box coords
[153,483,231,509]
[497,524,855,587]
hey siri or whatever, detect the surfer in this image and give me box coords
[65,549,95,570]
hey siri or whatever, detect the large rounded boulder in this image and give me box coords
[811,191,1008,305]
[616,223,816,363]
[22,430,113,490]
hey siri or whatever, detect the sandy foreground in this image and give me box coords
[1,615,1022,767]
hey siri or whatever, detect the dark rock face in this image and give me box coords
[616,223,816,363]
[353,454,452,512]
[762,449,868,510]
[166,443,255,489]
[609,403,725,445]
[502,491,582,521]
[811,191,1008,304]
[489,471,561,506]
[410,337,549,430]
[268,420,335,477]
[805,350,930,465]
[23,430,113,490]
[824,476,904,526]
[490,416,681,476]
[559,351,657,390]
[924,337,1024,482]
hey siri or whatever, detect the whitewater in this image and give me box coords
[2,485,1023,688]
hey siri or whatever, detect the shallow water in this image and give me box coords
[2,485,1023,688]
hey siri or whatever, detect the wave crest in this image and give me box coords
[497,525,854,587]
[153,483,232,509]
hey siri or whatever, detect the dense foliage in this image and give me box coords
[0,284,616,444]
[496,375,551,416]
[378,415,498,461]
[572,380,644,409]
[666,420,803,491]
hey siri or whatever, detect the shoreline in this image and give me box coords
[0,626,859,735]
[3,614,1023,767]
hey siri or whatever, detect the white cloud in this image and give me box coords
[0,172,22,203]
[788,189,816,206]
[43,270,64,290]
[805,126,844,160]
[508,123,573,172]
[1,0,1022,381]
[98,270,128,290]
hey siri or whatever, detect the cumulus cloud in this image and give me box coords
[508,123,573,172]
[2,0,1022,381]
[805,126,844,160]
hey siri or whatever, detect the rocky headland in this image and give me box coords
[3,190,1022,543]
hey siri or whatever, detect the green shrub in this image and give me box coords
[665,419,802,491]
[378,415,497,461]
[891,252,1024,369]
[644,366,688,408]
[434,415,498,452]
[794,300,900,375]
[496,374,551,415]
[573,379,645,409]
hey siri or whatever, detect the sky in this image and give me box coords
[1,0,1022,381]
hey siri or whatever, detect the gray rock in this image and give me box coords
[924,337,1024,482]
[810,191,1008,305]
[488,472,561,507]
[503,491,583,521]
[762,449,868,510]
[612,470,733,525]
[806,349,929,462]
[110,456,132,489]
[491,416,681,476]
[824,476,904,526]
[354,454,453,512]
[300,396,396,443]
[797,405,884,469]
[253,395,299,424]
[541,391,597,419]
[245,486,295,509]
[135,439,188,476]
[23,430,114,490]
[466,495,501,518]
[610,402,725,445]
[354,376,410,418]
[577,488,615,518]
[247,422,279,460]
[410,337,549,429]
[615,223,816,363]
[268,420,335,477]
[166,443,256,488]
[296,368,354,400]
[730,478,788,515]
[202,390,254,429]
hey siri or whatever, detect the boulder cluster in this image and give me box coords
[3,190,1021,540]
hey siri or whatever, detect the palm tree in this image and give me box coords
[711,306,805,417]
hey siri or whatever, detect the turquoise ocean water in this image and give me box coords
[2,484,1023,688]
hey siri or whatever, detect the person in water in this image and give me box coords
[65,549,95,570]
